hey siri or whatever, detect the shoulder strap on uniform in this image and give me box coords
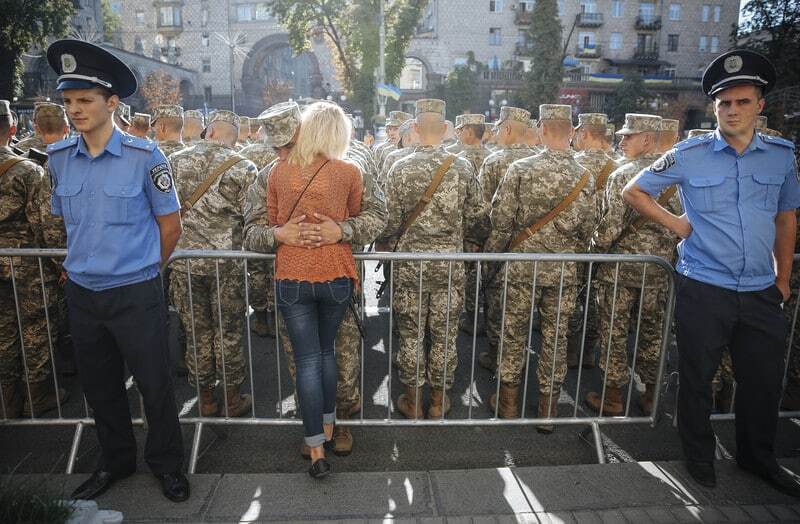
[391,154,456,251]
[0,157,27,179]
[593,158,617,194]
[180,155,246,216]
[628,186,678,231]
[508,171,591,251]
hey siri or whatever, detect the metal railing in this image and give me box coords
[2,249,798,475]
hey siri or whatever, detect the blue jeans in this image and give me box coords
[276,278,353,447]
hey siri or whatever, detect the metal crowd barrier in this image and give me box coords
[1,248,797,475]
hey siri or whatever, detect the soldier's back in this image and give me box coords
[14,135,45,154]
[238,142,278,171]
[158,139,187,158]
[0,146,45,251]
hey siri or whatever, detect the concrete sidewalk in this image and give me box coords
[8,459,800,523]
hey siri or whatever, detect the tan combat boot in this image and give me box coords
[638,383,657,416]
[198,387,218,417]
[536,394,559,434]
[1,382,23,418]
[220,385,253,418]
[585,386,624,417]
[22,380,69,418]
[428,388,451,419]
[489,384,520,419]
[332,409,353,456]
[397,385,424,419]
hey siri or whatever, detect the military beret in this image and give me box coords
[132,112,151,127]
[0,99,12,117]
[576,113,608,127]
[616,113,661,135]
[498,106,530,125]
[660,119,680,132]
[539,104,572,123]
[47,39,137,98]
[755,115,768,131]
[702,49,776,97]
[456,114,485,128]
[415,99,446,118]
[256,101,301,148]
[150,104,184,125]
[33,102,66,120]
[184,110,205,124]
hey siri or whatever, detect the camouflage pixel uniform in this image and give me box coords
[485,144,594,397]
[14,135,45,154]
[459,143,490,175]
[168,137,258,389]
[239,142,278,171]
[157,139,187,158]
[592,150,681,390]
[380,143,490,390]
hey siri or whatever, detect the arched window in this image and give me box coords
[399,57,427,91]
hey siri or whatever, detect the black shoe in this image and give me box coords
[686,461,716,488]
[155,472,190,502]
[71,469,133,500]
[740,463,800,499]
[309,458,331,479]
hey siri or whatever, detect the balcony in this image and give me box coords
[515,11,532,25]
[482,70,525,82]
[515,42,535,56]
[634,44,660,61]
[576,12,604,27]
[575,44,602,58]
[635,15,662,30]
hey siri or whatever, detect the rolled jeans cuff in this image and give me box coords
[323,411,336,424]
[305,433,326,448]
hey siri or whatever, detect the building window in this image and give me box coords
[204,86,212,103]
[581,1,597,12]
[202,58,211,72]
[135,10,145,26]
[557,0,565,16]
[702,5,710,22]
[519,1,534,12]
[134,36,144,54]
[201,7,209,27]
[713,5,721,22]
[237,4,253,21]
[158,6,181,27]
[202,32,209,46]
[668,34,679,52]
[610,32,623,50]
[399,57,426,90]
[578,32,596,49]
[517,29,527,45]
[453,57,468,66]
[489,27,502,46]
[612,0,624,17]
[489,1,503,12]
[665,67,676,78]
[255,3,271,20]
[699,36,708,52]
[416,1,436,34]
[639,2,655,22]
[710,35,719,52]
[668,3,680,21]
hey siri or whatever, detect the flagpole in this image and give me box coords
[378,0,386,117]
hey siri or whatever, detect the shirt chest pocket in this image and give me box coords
[751,173,783,211]
[103,183,146,225]
[53,183,85,225]
[686,176,726,212]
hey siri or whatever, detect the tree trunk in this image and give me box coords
[0,48,19,100]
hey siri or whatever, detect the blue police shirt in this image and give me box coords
[633,129,800,292]
[48,127,180,291]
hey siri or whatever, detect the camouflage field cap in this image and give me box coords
[576,113,608,128]
[616,113,661,135]
[687,129,711,138]
[529,118,538,128]
[0,99,10,118]
[539,104,573,123]
[456,114,485,128]
[184,109,205,125]
[256,101,301,148]
[150,104,184,125]
[33,102,66,120]
[239,115,251,130]
[386,110,412,127]
[115,102,131,125]
[132,112,151,126]
[498,106,530,125]
[415,99,446,118]
[755,115,768,131]
[398,118,416,136]
[660,119,680,132]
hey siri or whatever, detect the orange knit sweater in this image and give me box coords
[268,157,362,285]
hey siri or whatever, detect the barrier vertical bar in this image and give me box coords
[521,262,539,419]
[467,261,481,420]
[624,264,648,416]
[38,258,62,418]
[66,422,84,474]
[387,260,394,420]
[599,263,621,417]
[243,258,256,418]
[547,262,567,418]
[493,262,510,419]
[573,261,594,418]
[439,261,454,421]
[9,258,35,418]
[215,260,229,417]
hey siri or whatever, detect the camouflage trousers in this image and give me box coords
[0,274,57,385]
[248,260,275,313]
[170,270,246,389]
[596,283,666,388]
[279,288,362,413]
[395,273,463,391]
[712,350,734,388]
[491,280,577,394]
[567,265,601,342]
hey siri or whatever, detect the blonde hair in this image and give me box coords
[288,102,351,166]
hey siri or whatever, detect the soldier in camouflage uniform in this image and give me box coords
[130,112,151,139]
[523,118,541,150]
[150,105,186,158]
[379,99,490,420]
[244,101,386,456]
[585,114,681,417]
[113,102,131,133]
[567,113,617,369]
[445,115,465,155]
[15,102,67,153]
[378,119,419,189]
[485,104,594,432]
[0,99,69,418]
[657,119,680,154]
[376,111,412,173]
[169,110,258,418]
[478,106,535,360]
[183,110,204,144]
[236,116,251,149]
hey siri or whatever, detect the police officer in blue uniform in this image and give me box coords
[624,50,800,497]
[45,40,189,502]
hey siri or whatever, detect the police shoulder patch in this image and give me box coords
[761,134,796,150]
[46,136,78,153]
[676,133,713,152]
[650,151,676,174]
[122,135,157,152]
[149,162,173,193]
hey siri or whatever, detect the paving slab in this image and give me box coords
[203,471,433,521]
[429,468,532,517]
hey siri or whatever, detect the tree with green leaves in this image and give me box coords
[101,0,122,45]
[604,73,647,125]
[515,0,563,114]
[432,59,483,120]
[0,0,76,99]
[267,0,426,123]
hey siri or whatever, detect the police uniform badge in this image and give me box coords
[61,53,77,73]
[651,151,676,174]
[150,162,173,193]
[723,55,742,74]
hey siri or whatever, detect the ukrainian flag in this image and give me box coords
[377,83,402,101]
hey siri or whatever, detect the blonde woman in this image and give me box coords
[267,102,362,478]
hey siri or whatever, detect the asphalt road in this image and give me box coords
[3,261,799,476]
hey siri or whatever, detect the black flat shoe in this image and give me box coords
[308,458,331,479]
[740,463,800,499]
[154,471,190,502]
[71,469,133,500]
[686,460,716,488]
